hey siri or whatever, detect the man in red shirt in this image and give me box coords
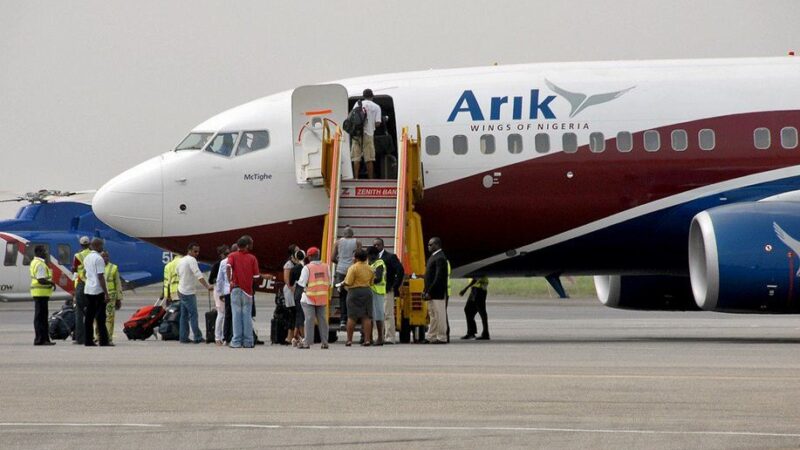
[226,235,261,348]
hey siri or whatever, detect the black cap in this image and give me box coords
[363,88,374,98]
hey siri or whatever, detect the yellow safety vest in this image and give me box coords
[304,262,331,306]
[446,260,452,297]
[370,259,386,295]
[163,256,181,298]
[105,263,120,297]
[30,257,53,298]
[74,248,91,286]
[473,276,489,291]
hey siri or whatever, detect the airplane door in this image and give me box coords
[291,84,352,184]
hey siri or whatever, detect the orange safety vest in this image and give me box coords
[304,261,330,306]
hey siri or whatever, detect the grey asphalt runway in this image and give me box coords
[1,290,800,449]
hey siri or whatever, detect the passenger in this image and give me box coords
[70,236,91,345]
[290,249,307,346]
[367,246,386,346]
[460,276,490,340]
[96,251,122,344]
[227,235,261,348]
[212,245,231,346]
[422,237,448,344]
[30,245,55,346]
[342,247,373,346]
[373,238,404,344]
[82,238,111,347]
[176,243,213,344]
[223,244,238,343]
[297,247,330,349]
[332,226,360,330]
[282,244,301,346]
[350,88,382,179]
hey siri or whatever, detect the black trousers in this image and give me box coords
[84,293,109,346]
[464,288,489,337]
[223,294,232,343]
[34,297,50,344]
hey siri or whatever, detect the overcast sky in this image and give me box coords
[1,0,799,217]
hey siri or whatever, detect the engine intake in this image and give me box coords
[594,275,699,311]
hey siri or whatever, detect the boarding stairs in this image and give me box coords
[337,179,398,252]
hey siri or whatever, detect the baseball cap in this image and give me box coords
[306,247,320,257]
[79,236,90,245]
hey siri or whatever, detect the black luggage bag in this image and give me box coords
[205,291,217,343]
[159,302,180,340]
[48,304,75,340]
[270,289,290,345]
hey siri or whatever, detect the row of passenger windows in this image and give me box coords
[425,127,800,155]
[4,243,71,267]
[175,131,270,157]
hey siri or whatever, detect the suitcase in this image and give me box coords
[48,304,75,340]
[205,291,217,343]
[158,302,180,340]
[123,299,165,341]
[270,317,289,345]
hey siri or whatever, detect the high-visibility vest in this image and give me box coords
[30,257,53,298]
[163,256,181,298]
[304,261,330,306]
[473,276,489,291]
[105,263,120,298]
[446,260,452,297]
[370,259,386,295]
[73,248,91,286]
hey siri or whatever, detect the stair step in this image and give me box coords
[337,217,396,227]
[341,179,397,187]
[339,197,396,208]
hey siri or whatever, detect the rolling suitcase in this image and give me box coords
[158,302,180,340]
[123,299,165,340]
[48,304,75,340]
[205,291,217,343]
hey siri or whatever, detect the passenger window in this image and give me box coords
[671,129,688,151]
[616,132,632,152]
[22,244,48,266]
[453,135,468,155]
[4,243,17,267]
[206,132,238,157]
[644,130,660,152]
[426,136,440,155]
[781,127,798,149]
[699,129,715,151]
[237,131,269,156]
[589,132,605,153]
[508,134,523,154]
[480,135,495,154]
[754,128,771,150]
[57,244,71,265]
[562,133,578,153]
[534,133,550,154]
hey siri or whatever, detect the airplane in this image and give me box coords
[0,191,174,302]
[93,55,800,315]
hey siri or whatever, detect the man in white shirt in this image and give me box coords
[176,242,213,344]
[82,238,111,346]
[351,88,382,179]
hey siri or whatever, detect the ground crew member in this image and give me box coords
[162,254,182,304]
[297,247,330,349]
[70,236,91,345]
[368,246,387,346]
[95,251,122,343]
[31,245,55,346]
[460,276,490,340]
[446,260,452,343]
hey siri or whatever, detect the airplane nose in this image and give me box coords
[93,155,163,237]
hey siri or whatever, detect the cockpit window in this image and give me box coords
[206,132,239,157]
[175,133,213,151]
[237,131,269,156]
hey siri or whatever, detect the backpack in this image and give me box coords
[342,100,367,137]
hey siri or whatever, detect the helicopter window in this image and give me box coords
[57,244,71,265]
[4,243,17,267]
[206,132,239,157]
[22,243,48,266]
[237,131,270,156]
[175,132,213,151]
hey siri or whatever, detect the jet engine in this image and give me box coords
[689,202,800,313]
[594,275,698,311]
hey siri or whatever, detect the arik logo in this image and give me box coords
[447,79,635,122]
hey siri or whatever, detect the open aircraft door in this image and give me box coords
[291,84,352,185]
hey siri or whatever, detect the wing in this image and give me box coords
[545,79,586,117]
[573,86,635,117]
[773,222,800,254]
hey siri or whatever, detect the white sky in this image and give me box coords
[1,0,799,218]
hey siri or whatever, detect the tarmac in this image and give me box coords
[1,289,800,449]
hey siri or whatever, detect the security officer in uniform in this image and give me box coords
[70,236,91,344]
[95,251,122,343]
[368,246,387,345]
[161,253,182,304]
[31,245,55,346]
[460,276,490,340]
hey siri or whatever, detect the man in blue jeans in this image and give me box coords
[176,243,213,343]
[226,235,261,348]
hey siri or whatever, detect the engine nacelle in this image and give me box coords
[689,202,800,313]
[594,275,699,310]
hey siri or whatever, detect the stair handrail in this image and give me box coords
[322,127,343,269]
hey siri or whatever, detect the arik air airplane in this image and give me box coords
[95,56,800,314]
